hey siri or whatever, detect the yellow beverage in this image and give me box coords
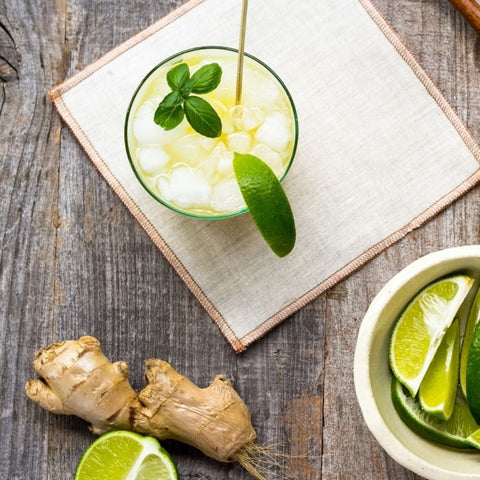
[125,47,298,218]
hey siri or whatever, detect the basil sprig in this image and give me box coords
[154,62,222,138]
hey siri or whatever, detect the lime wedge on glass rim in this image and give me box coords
[392,377,480,449]
[418,318,460,421]
[233,152,295,257]
[74,431,179,480]
[389,274,474,397]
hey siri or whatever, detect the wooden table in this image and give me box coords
[2,1,480,478]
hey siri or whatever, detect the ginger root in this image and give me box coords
[25,336,263,476]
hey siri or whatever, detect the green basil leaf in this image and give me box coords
[154,91,185,130]
[166,63,190,90]
[189,63,222,94]
[154,104,184,131]
[184,96,222,138]
[157,90,184,108]
[179,77,194,99]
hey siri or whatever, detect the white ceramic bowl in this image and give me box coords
[354,245,480,480]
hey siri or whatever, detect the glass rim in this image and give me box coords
[124,45,299,220]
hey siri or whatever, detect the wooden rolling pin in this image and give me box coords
[448,0,480,34]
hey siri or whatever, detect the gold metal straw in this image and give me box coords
[235,0,249,105]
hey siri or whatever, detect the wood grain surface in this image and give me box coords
[448,0,480,35]
[1,0,480,479]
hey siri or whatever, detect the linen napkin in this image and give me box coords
[50,0,480,352]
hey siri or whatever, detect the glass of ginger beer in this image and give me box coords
[125,46,298,219]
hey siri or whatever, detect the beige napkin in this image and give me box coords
[50,0,480,352]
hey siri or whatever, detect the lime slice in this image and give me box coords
[391,377,480,449]
[418,318,460,421]
[74,431,179,480]
[467,429,480,449]
[466,319,480,424]
[233,152,295,257]
[389,275,474,396]
[460,286,480,397]
[467,428,480,448]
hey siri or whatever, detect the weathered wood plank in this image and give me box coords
[0,0,67,477]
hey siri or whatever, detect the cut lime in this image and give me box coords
[74,431,179,480]
[389,275,474,396]
[467,428,480,448]
[466,319,480,424]
[233,152,295,257]
[460,286,480,397]
[391,377,480,449]
[418,318,460,421]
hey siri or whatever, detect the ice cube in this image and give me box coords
[228,105,265,132]
[133,114,166,145]
[211,179,245,213]
[209,98,234,133]
[230,106,244,131]
[210,98,228,117]
[135,101,157,119]
[251,144,283,176]
[214,62,237,109]
[243,74,281,109]
[200,142,226,182]
[138,147,170,174]
[211,141,227,158]
[156,175,172,201]
[260,79,281,106]
[243,107,264,131]
[155,120,188,145]
[227,132,251,153]
[158,166,212,209]
[199,136,217,153]
[218,63,237,93]
[220,114,235,135]
[171,133,210,167]
[254,112,291,152]
[216,151,234,177]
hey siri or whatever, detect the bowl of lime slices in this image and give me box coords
[354,245,480,480]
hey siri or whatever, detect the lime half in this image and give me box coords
[233,152,295,257]
[392,377,480,449]
[74,431,179,480]
[418,319,460,421]
[389,275,474,396]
